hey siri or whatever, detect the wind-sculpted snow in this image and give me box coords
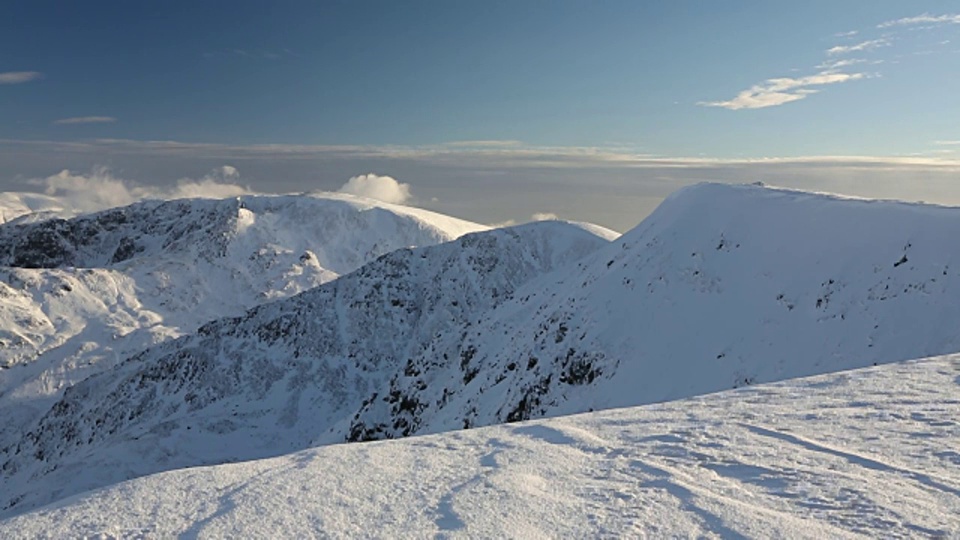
[0,193,485,461]
[0,222,610,515]
[2,356,958,538]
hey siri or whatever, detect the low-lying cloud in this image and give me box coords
[29,165,252,214]
[337,173,412,204]
[531,212,559,221]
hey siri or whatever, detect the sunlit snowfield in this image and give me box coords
[2,356,957,538]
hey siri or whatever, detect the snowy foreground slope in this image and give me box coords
[0,194,487,457]
[3,356,957,539]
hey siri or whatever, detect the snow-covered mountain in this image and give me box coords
[0,193,487,454]
[363,182,960,436]
[4,183,960,518]
[0,220,612,515]
[3,354,957,538]
[0,184,960,514]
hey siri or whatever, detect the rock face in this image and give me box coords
[6,182,960,518]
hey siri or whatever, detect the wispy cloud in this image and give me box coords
[934,140,960,146]
[701,8,958,113]
[816,58,874,70]
[53,116,117,125]
[827,38,890,56]
[699,71,865,110]
[0,71,42,85]
[878,13,960,29]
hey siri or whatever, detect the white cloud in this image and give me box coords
[28,165,252,213]
[934,140,960,146]
[834,30,859,38]
[817,58,871,70]
[878,13,960,29]
[337,173,412,204]
[488,213,558,228]
[168,165,249,199]
[53,116,116,125]
[827,38,889,56]
[36,167,140,212]
[0,71,42,85]
[699,71,865,110]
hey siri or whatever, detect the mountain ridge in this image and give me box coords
[0,193,489,462]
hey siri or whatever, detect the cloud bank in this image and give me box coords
[337,173,412,204]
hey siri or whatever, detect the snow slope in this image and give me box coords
[0,221,612,515]
[0,193,486,449]
[350,182,960,436]
[3,355,957,539]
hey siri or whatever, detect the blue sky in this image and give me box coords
[3,1,960,230]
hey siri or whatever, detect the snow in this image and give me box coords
[0,220,613,516]
[3,182,960,534]
[0,192,487,461]
[558,219,621,241]
[1,355,957,539]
